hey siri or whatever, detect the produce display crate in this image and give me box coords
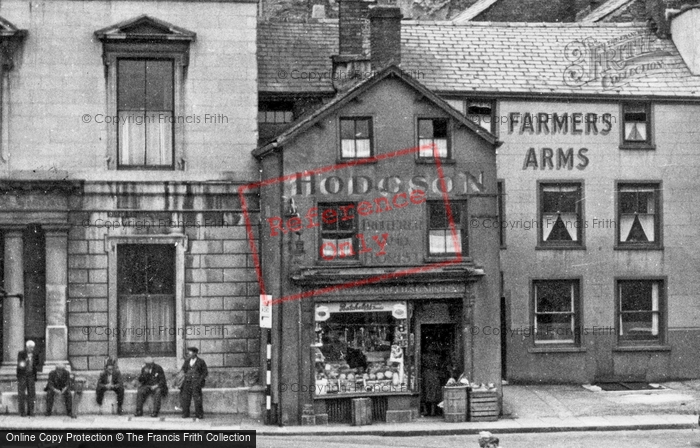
[468,390,499,422]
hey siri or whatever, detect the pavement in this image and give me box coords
[1,381,699,435]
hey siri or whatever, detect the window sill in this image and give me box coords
[614,245,664,251]
[117,165,175,171]
[528,346,586,354]
[613,345,671,353]
[535,245,586,251]
[315,260,362,267]
[423,255,467,264]
[415,158,456,165]
[336,157,378,165]
[619,143,656,150]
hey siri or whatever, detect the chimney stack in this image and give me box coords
[645,0,672,36]
[339,0,372,55]
[332,0,374,91]
[669,5,700,75]
[369,3,403,71]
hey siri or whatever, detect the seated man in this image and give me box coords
[134,357,168,417]
[96,359,124,415]
[45,362,72,417]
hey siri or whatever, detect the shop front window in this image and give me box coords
[314,302,414,395]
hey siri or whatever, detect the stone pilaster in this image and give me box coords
[0,227,24,375]
[42,225,69,372]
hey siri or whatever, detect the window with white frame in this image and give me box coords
[466,100,493,132]
[117,244,176,357]
[418,118,449,159]
[340,118,373,159]
[622,102,652,146]
[533,280,580,345]
[428,201,467,255]
[540,183,583,246]
[118,59,174,167]
[319,203,358,261]
[618,184,660,246]
[617,280,663,343]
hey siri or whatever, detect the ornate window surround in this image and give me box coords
[95,15,196,171]
[105,234,188,371]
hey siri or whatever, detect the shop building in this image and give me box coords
[254,14,502,422]
[0,0,261,412]
[258,0,700,416]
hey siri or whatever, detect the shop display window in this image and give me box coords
[314,301,414,395]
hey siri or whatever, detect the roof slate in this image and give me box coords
[258,20,700,98]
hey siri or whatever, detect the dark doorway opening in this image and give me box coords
[420,324,455,417]
[24,225,46,364]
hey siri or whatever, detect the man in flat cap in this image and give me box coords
[45,362,72,417]
[96,358,124,415]
[17,340,39,417]
[179,347,208,419]
[134,357,168,417]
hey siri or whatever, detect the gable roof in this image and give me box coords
[94,14,196,41]
[253,65,499,158]
[259,20,700,98]
[452,0,501,23]
[0,16,26,38]
[578,0,637,22]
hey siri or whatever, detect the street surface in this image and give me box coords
[259,429,700,448]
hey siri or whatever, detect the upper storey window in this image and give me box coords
[95,15,196,170]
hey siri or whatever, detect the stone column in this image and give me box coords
[0,227,24,375]
[42,225,69,373]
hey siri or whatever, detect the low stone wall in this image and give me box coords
[1,388,252,416]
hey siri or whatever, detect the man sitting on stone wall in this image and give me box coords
[45,362,72,417]
[96,358,124,415]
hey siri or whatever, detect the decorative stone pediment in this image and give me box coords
[94,15,196,42]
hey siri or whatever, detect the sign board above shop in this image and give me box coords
[315,302,407,321]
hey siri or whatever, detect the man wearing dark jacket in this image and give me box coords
[134,357,168,417]
[17,340,39,417]
[45,362,72,416]
[180,347,208,419]
[96,359,124,414]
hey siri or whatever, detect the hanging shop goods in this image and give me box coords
[314,302,413,395]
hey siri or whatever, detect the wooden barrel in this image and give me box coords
[442,386,468,422]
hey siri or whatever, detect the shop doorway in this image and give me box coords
[420,324,455,417]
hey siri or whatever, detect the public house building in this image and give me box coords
[258,0,700,424]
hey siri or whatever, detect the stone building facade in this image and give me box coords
[0,0,260,411]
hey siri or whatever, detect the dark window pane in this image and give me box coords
[418,119,433,139]
[356,119,370,138]
[340,119,355,140]
[433,119,448,138]
[542,190,560,213]
[118,60,146,110]
[145,246,175,294]
[637,191,653,213]
[620,281,653,311]
[429,202,448,228]
[145,60,173,111]
[536,281,573,313]
[320,206,338,231]
[337,210,355,232]
[619,191,637,214]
